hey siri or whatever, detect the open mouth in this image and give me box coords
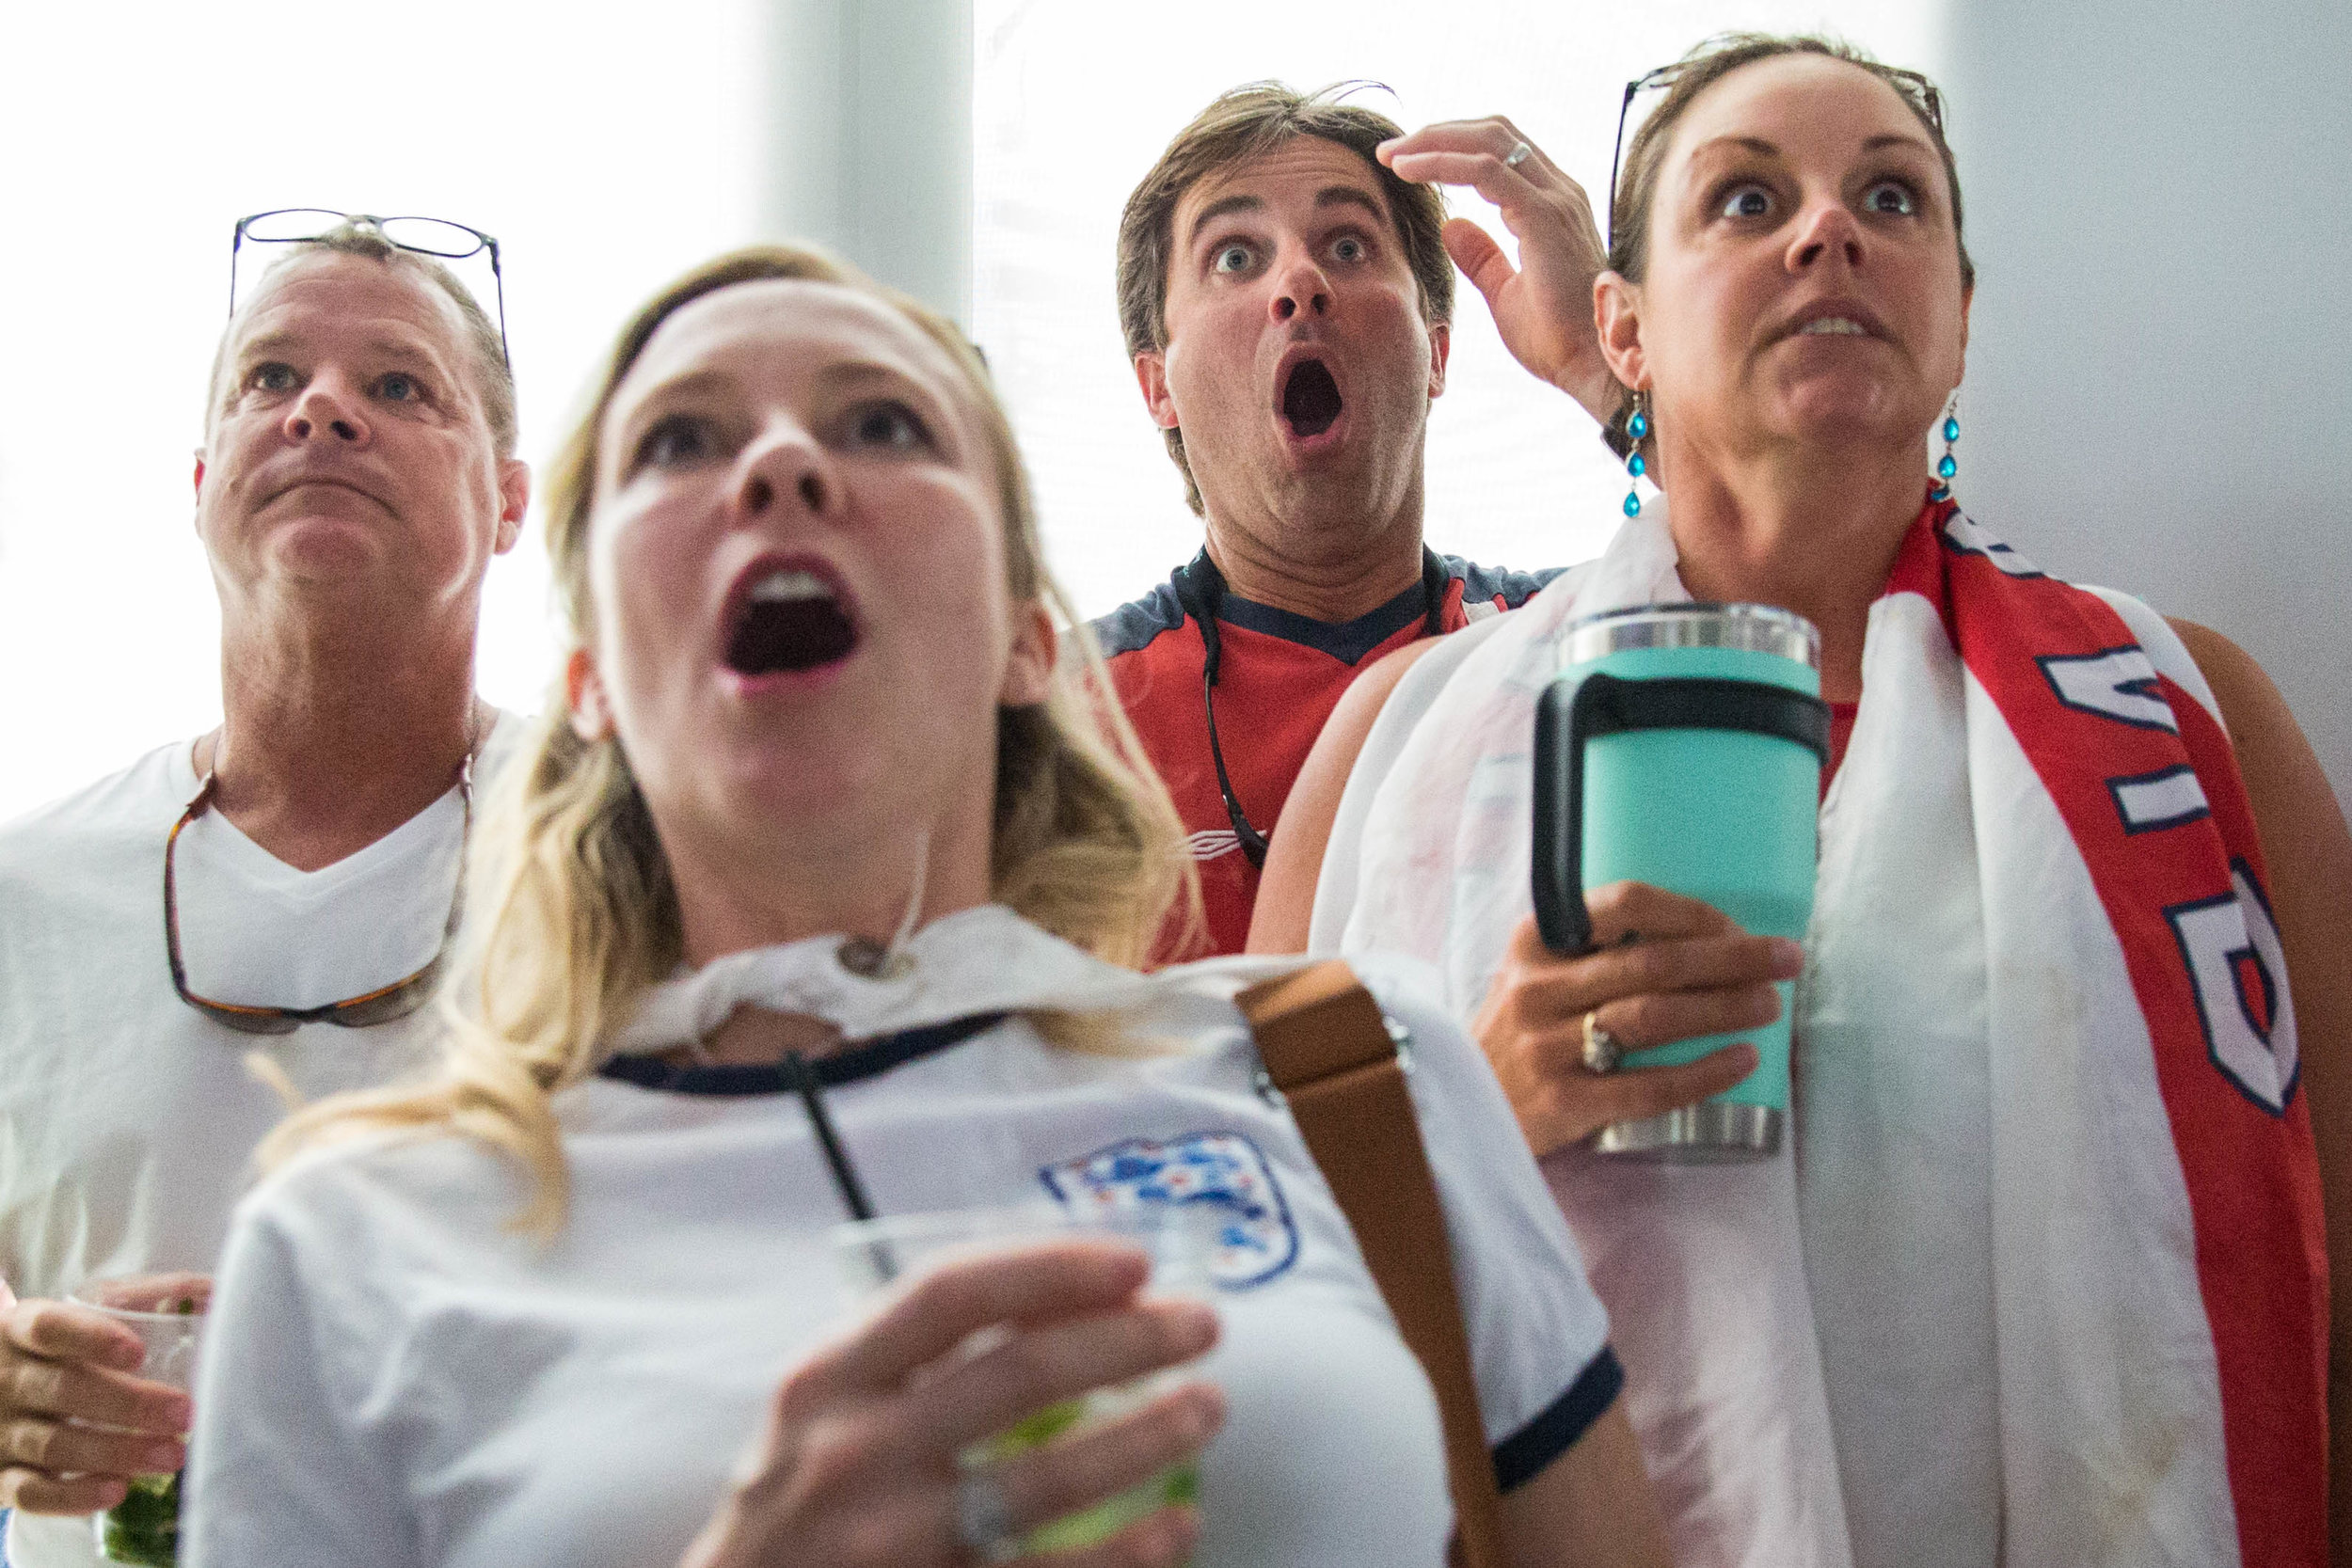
[1781,302,1887,343]
[723,568,859,676]
[1282,358,1343,439]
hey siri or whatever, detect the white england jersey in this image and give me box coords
[183,909,1616,1568]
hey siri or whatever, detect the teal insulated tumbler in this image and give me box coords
[1532,604,1828,1159]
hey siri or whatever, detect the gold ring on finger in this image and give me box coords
[1581,1010,1623,1074]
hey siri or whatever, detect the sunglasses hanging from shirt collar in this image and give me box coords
[163,726,481,1035]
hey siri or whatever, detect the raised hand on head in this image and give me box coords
[1378,116,1617,424]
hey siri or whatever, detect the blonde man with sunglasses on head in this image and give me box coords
[0,213,526,1568]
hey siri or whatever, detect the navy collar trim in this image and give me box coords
[598,1011,1010,1097]
[1217,574,1438,667]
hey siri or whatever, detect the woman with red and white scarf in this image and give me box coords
[1254,34,2350,1568]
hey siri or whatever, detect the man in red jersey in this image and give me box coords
[1093,83,1616,958]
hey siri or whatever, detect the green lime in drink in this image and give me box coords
[96,1471,181,1567]
[69,1275,209,1568]
[831,1205,1216,1553]
[970,1394,1202,1552]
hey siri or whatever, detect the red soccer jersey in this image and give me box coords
[1092,553,1560,962]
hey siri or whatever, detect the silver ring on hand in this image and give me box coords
[1503,139,1533,168]
[1581,1010,1623,1075]
[954,1465,1023,1564]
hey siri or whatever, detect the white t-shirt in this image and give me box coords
[182,910,1618,1568]
[0,721,516,1568]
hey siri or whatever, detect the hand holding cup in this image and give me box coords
[1473,891,1804,1158]
[0,1279,197,1518]
[679,1237,1222,1568]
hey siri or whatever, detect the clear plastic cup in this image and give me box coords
[830,1204,1216,1553]
[68,1274,209,1568]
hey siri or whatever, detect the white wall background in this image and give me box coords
[1940,0,2352,808]
[971,0,1944,623]
[3,0,2341,823]
[0,0,762,818]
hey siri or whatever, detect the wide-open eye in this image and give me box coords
[1212,242,1254,275]
[248,363,298,394]
[850,400,930,451]
[1864,179,1918,216]
[1330,234,1368,264]
[1718,183,1775,220]
[633,413,715,469]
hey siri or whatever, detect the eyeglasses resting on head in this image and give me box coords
[228,208,510,369]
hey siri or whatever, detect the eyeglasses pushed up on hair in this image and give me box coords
[1604,59,1947,251]
[228,208,510,367]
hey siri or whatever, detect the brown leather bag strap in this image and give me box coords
[1234,960,1508,1568]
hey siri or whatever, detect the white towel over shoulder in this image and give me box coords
[1311,498,2327,1568]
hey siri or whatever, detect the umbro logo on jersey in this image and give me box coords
[1185,829,1242,862]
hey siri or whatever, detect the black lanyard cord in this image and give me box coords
[1168,546,1451,870]
[601,1013,1012,1281]
[786,1050,879,1223]
[787,1049,902,1283]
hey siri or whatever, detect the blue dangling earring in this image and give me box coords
[1930,395,1959,501]
[1623,391,1651,518]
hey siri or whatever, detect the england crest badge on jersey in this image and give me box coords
[1041,1131,1299,1289]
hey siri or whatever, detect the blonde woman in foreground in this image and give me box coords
[177,246,1664,1568]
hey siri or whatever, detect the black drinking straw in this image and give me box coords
[785,1052,898,1282]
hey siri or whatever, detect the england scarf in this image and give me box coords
[1313,495,2326,1567]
